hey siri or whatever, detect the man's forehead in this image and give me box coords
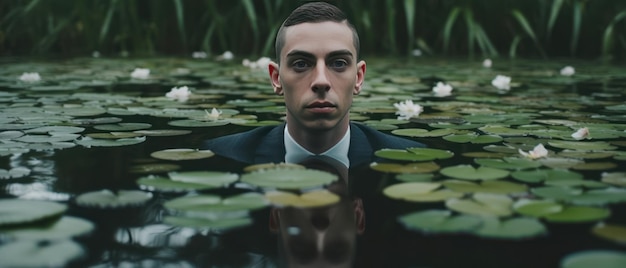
[281,21,356,57]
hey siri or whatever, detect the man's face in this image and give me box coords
[270,21,366,132]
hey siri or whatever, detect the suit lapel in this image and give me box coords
[254,124,286,164]
[348,123,374,167]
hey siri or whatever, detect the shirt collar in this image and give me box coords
[284,125,350,168]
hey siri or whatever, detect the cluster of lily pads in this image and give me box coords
[0,57,625,266]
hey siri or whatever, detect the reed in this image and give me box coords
[0,0,624,61]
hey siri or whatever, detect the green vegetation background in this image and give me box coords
[1,0,625,61]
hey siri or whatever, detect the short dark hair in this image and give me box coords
[274,2,360,63]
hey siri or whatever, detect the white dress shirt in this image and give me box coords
[284,125,350,168]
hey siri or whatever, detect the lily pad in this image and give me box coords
[163,215,252,230]
[544,205,611,223]
[0,240,85,267]
[548,140,617,151]
[398,209,483,234]
[474,157,542,170]
[601,172,626,187]
[137,176,221,192]
[383,182,441,199]
[265,190,340,208]
[513,199,563,217]
[442,179,527,194]
[0,199,67,226]
[391,128,459,137]
[511,169,583,183]
[0,216,94,240]
[168,171,238,186]
[443,134,503,144]
[445,193,513,217]
[473,216,547,240]
[561,250,626,268]
[592,223,626,245]
[374,148,454,161]
[395,173,434,182]
[150,149,215,161]
[0,167,31,179]
[240,168,338,189]
[370,162,440,174]
[440,165,510,180]
[76,136,146,147]
[75,189,153,208]
[164,192,268,213]
[129,163,180,174]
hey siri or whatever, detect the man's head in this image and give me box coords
[274,2,360,63]
[269,2,366,141]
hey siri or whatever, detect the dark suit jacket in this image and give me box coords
[200,122,425,167]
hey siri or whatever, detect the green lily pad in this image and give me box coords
[544,205,611,223]
[167,119,230,127]
[568,188,626,206]
[548,140,617,151]
[442,179,527,194]
[129,163,180,174]
[241,168,338,189]
[474,157,542,170]
[539,157,584,169]
[601,172,626,187]
[164,192,268,213]
[511,169,583,183]
[0,240,85,267]
[561,250,626,268]
[558,150,616,159]
[168,171,238,186]
[137,176,221,192]
[375,148,454,161]
[513,199,563,217]
[395,173,434,182]
[93,122,152,131]
[86,132,144,139]
[391,128,459,137]
[0,216,94,240]
[163,215,252,230]
[444,134,503,144]
[24,126,85,134]
[571,162,617,171]
[473,216,547,240]
[383,182,441,199]
[0,167,31,179]
[398,209,483,234]
[0,199,67,226]
[133,129,192,137]
[445,193,513,217]
[592,223,626,245]
[531,186,582,200]
[265,190,340,208]
[75,189,153,208]
[370,162,440,174]
[545,179,608,188]
[76,136,146,147]
[150,149,215,161]
[440,165,510,180]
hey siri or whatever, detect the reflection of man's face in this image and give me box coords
[271,21,366,133]
[273,198,362,268]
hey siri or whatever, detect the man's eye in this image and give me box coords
[330,60,348,70]
[292,60,310,71]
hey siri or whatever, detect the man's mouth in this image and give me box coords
[306,101,336,113]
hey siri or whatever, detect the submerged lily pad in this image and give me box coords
[240,168,337,189]
[561,250,626,268]
[440,165,510,180]
[0,240,85,267]
[398,209,482,234]
[265,190,340,208]
[0,216,94,240]
[0,199,67,226]
[150,149,215,161]
[75,189,153,209]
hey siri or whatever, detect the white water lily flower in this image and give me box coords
[412,49,422,57]
[205,108,222,120]
[491,75,511,90]
[192,51,207,59]
[19,72,41,83]
[519,144,548,159]
[218,51,234,61]
[243,57,271,69]
[130,68,150,79]
[166,86,191,102]
[432,82,453,97]
[571,127,590,140]
[560,66,575,76]
[393,100,423,120]
[483,59,492,68]
[92,51,100,58]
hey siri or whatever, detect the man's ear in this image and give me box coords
[353,198,365,235]
[269,61,283,95]
[354,60,366,95]
[269,208,280,233]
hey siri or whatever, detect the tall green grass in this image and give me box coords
[0,0,624,61]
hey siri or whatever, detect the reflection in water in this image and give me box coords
[269,156,365,268]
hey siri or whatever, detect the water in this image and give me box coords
[0,56,625,267]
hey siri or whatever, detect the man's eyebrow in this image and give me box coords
[285,50,354,59]
[326,50,354,59]
[286,50,315,59]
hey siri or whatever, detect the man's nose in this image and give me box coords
[311,61,331,92]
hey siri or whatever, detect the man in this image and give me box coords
[201,1,424,168]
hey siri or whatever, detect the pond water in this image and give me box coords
[1,56,626,267]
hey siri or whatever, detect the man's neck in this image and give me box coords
[286,120,349,154]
